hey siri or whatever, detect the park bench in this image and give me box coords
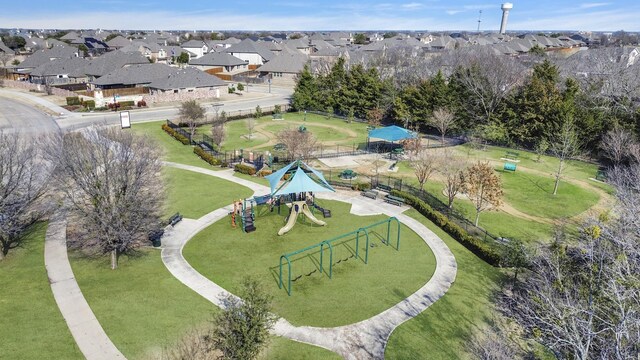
[168,212,183,227]
[376,184,392,192]
[384,194,404,206]
[361,190,378,200]
[501,151,521,163]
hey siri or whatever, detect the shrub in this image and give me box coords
[257,169,272,177]
[137,100,147,107]
[194,146,221,166]
[391,190,502,266]
[352,182,371,191]
[66,96,81,106]
[228,86,236,94]
[161,123,190,145]
[234,163,256,176]
[83,100,95,109]
[237,83,245,91]
[119,100,135,107]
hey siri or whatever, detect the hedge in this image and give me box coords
[83,99,95,109]
[391,190,502,266]
[234,163,256,176]
[161,123,190,145]
[66,96,81,106]
[193,146,221,166]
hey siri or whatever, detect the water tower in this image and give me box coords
[500,3,513,34]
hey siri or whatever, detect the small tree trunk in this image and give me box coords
[0,248,5,261]
[474,211,480,227]
[553,160,563,195]
[110,249,118,270]
[441,134,445,146]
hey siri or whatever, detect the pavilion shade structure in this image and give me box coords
[367,125,417,142]
[265,160,335,197]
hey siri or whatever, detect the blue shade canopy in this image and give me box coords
[274,167,335,196]
[301,161,332,189]
[368,125,416,142]
[265,161,295,194]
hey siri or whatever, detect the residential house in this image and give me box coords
[11,45,78,79]
[29,57,89,85]
[83,50,150,82]
[181,40,208,59]
[106,36,132,50]
[148,67,226,96]
[224,38,274,66]
[189,52,248,73]
[256,53,308,85]
[92,63,176,89]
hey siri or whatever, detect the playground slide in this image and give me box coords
[301,204,326,226]
[278,204,301,236]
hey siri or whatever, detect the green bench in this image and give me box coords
[503,162,517,172]
[272,113,283,120]
[385,194,404,206]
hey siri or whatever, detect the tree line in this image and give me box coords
[293,48,640,157]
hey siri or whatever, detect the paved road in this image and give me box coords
[0,94,60,133]
[0,85,292,133]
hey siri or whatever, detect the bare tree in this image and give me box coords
[462,161,503,226]
[0,132,55,260]
[210,124,225,150]
[468,324,520,360]
[430,107,456,145]
[441,151,467,209]
[246,116,257,141]
[450,47,525,126]
[601,128,636,167]
[411,150,440,192]
[53,127,164,269]
[276,128,317,160]
[550,120,581,195]
[179,100,205,142]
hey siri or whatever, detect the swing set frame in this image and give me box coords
[278,217,401,296]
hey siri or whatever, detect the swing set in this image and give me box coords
[278,217,401,296]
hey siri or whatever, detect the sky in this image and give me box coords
[1,1,639,32]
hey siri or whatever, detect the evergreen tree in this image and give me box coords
[291,64,318,111]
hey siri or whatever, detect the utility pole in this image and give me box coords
[477,10,482,33]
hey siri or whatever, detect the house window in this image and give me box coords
[174,90,179,93]
[188,89,194,92]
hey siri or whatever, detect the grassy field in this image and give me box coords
[498,169,600,219]
[163,167,253,219]
[263,123,353,143]
[385,209,503,359]
[259,337,342,360]
[131,121,214,169]
[0,223,82,359]
[183,199,436,327]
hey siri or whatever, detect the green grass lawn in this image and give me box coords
[259,337,342,360]
[385,209,503,359]
[131,121,214,169]
[498,169,600,219]
[164,167,253,219]
[184,200,436,327]
[263,123,352,143]
[0,223,82,359]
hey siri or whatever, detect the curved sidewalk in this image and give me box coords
[161,163,457,359]
[44,214,125,360]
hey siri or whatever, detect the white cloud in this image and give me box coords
[580,2,611,9]
[402,2,424,9]
[446,10,463,15]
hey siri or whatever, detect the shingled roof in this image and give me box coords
[148,67,226,90]
[92,63,176,86]
[224,39,274,61]
[83,50,150,77]
[17,45,78,69]
[30,57,89,78]
[189,52,246,66]
[256,53,308,74]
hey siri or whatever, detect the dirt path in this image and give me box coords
[244,120,361,151]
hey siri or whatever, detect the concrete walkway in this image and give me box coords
[44,214,125,360]
[161,163,457,359]
[0,88,71,116]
